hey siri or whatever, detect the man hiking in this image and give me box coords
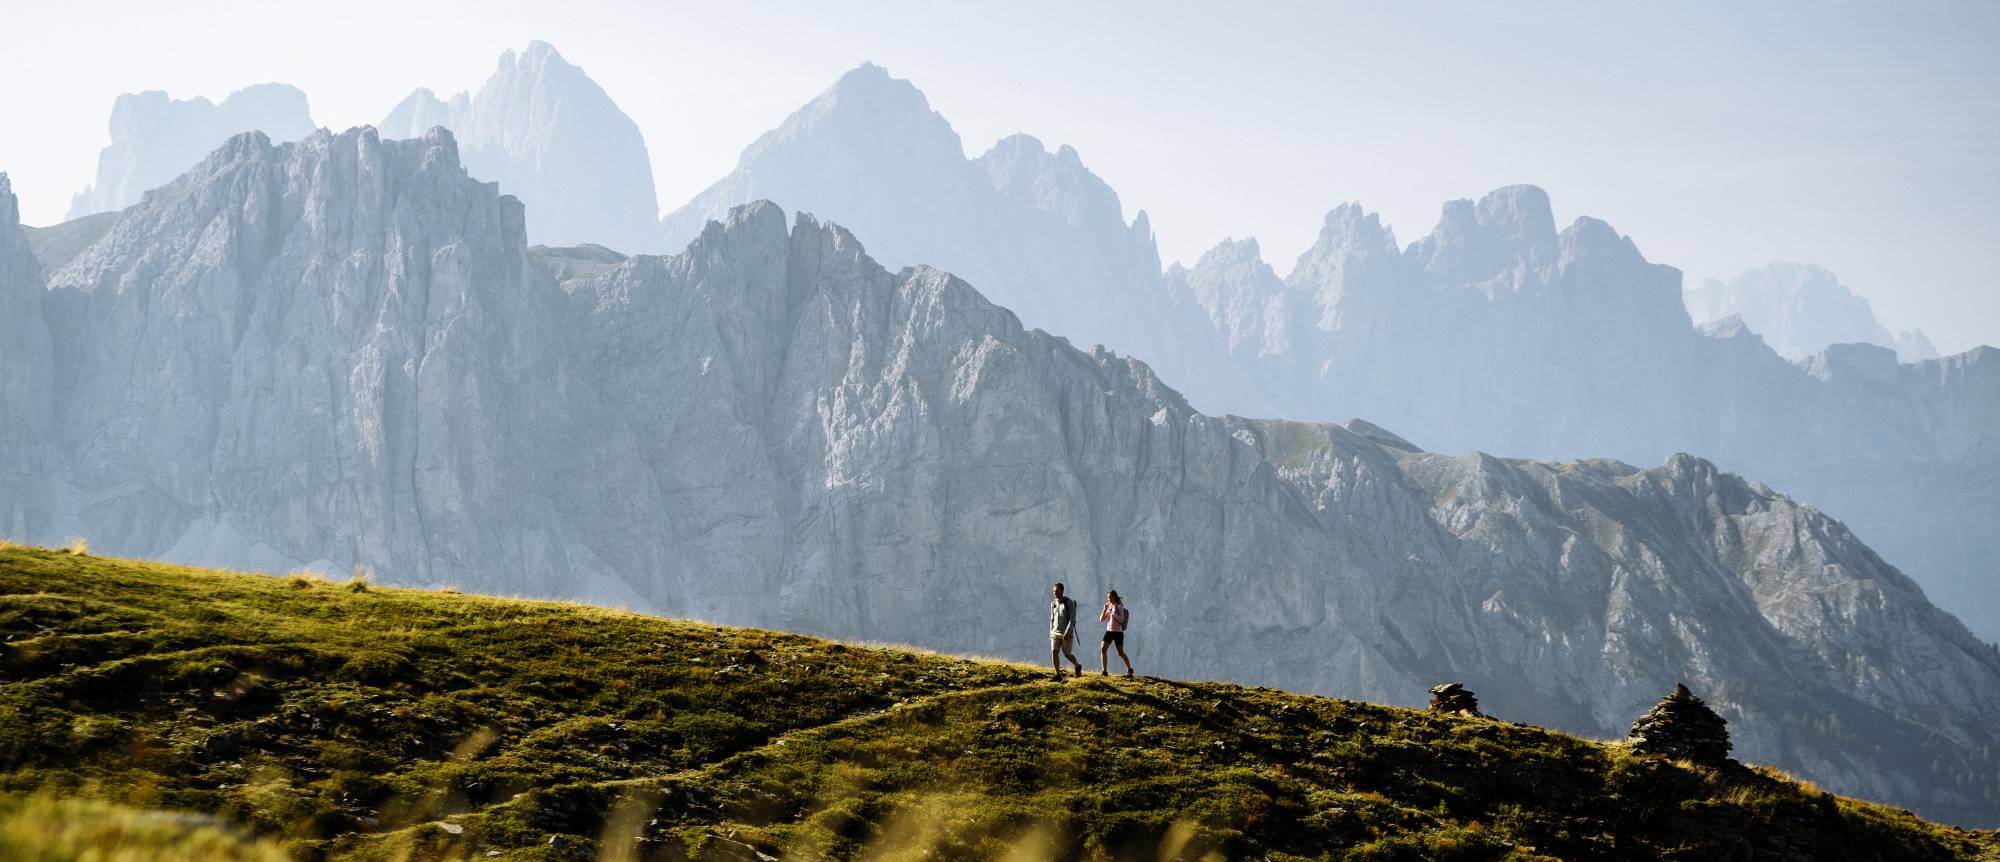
[1049,582,1082,678]
[1099,589,1133,677]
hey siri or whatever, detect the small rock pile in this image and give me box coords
[1629,683,1731,764]
[1427,682,1482,717]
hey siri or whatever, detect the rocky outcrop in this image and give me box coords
[379,41,658,253]
[67,84,315,219]
[1686,263,1937,362]
[19,132,2000,823]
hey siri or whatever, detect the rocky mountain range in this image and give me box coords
[61,42,654,255]
[1,128,1996,825]
[659,64,1248,415]
[378,41,659,252]
[1170,194,2000,639]
[61,61,1987,648]
[65,84,316,220]
[1686,261,1938,362]
[659,63,2000,642]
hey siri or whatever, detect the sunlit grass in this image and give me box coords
[0,792,289,861]
[0,543,1993,862]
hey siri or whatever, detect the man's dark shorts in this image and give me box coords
[1101,631,1124,647]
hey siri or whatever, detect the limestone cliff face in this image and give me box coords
[379,41,659,253]
[16,130,2000,824]
[40,127,596,592]
[0,174,58,538]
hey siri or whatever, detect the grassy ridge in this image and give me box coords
[0,544,1993,861]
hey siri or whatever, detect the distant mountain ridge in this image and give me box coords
[655,62,2000,640]
[1168,194,2000,637]
[66,84,316,220]
[1687,262,1938,362]
[2,128,1996,824]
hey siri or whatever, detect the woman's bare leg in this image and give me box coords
[1115,643,1133,675]
[1098,641,1109,675]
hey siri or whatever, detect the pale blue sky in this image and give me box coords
[3,1,1994,350]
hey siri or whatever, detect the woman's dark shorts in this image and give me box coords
[1101,631,1125,647]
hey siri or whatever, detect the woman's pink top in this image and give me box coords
[1100,602,1129,632]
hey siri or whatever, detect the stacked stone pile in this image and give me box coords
[1428,683,1482,717]
[1630,683,1732,765]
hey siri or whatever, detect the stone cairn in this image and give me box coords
[1427,682,1483,717]
[1629,683,1732,764]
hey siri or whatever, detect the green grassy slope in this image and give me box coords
[0,544,1993,861]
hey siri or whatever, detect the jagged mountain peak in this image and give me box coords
[1284,201,1403,330]
[1298,202,1399,263]
[977,133,1130,229]
[766,61,959,153]
[1194,236,1266,267]
[1474,183,1557,240]
[1341,418,1423,452]
[1166,235,1297,360]
[511,38,564,64]
[659,63,1210,412]
[52,123,519,300]
[1557,215,1656,273]
[374,40,656,252]
[1409,184,1560,285]
[981,132,1086,167]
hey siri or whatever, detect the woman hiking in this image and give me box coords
[1099,589,1133,677]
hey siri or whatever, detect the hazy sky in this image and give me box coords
[4,1,1995,351]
